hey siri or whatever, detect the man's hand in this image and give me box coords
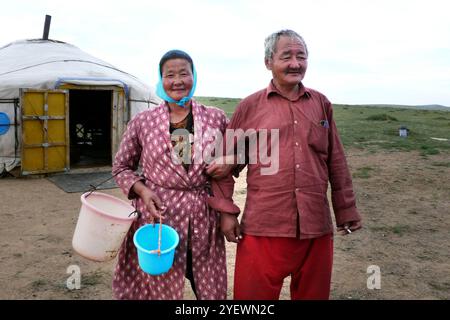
[220,212,242,243]
[337,220,362,236]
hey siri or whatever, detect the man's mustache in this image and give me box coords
[285,69,303,73]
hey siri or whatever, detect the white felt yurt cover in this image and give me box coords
[0,39,161,172]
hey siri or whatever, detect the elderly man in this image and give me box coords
[206,29,362,300]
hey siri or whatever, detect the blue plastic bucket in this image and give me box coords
[133,224,180,275]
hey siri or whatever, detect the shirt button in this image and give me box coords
[295,188,300,192]
[296,164,300,169]
[194,229,199,234]
[294,120,298,124]
[295,142,299,146]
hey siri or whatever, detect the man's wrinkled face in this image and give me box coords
[265,36,308,88]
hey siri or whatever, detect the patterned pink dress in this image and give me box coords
[112,100,228,300]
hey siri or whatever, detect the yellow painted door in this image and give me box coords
[21,89,69,175]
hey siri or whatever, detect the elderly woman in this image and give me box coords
[111,50,228,300]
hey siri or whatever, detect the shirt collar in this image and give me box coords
[266,80,311,101]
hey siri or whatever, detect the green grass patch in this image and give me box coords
[353,166,375,179]
[368,226,390,232]
[83,271,107,286]
[366,114,398,121]
[431,161,450,168]
[420,145,440,156]
[391,224,411,236]
[369,224,412,236]
[195,96,241,118]
[428,281,450,292]
[331,105,450,154]
[31,279,48,290]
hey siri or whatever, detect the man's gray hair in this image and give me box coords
[264,29,308,61]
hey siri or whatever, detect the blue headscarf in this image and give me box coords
[156,49,197,108]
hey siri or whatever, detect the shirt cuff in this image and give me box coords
[207,197,240,215]
[334,207,361,226]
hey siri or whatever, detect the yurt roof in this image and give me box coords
[0,39,159,105]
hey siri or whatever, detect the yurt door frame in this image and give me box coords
[111,88,127,157]
[20,89,69,175]
[57,84,127,167]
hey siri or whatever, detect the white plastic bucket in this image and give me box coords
[72,191,137,262]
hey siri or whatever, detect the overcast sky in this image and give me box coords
[1,0,450,106]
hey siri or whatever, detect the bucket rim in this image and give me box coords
[80,191,137,222]
[133,223,180,255]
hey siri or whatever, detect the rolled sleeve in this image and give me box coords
[208,175,241,215]
[332,188,361,226]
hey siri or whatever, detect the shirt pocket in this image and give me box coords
[306,119,329,155]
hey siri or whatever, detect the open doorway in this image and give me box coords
[69,89,112,167]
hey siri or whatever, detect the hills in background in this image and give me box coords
[195,97,449,112]
[338,104,450,111]
[195,95,450,156]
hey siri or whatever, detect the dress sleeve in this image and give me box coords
[207,103,246,215]
[325,99,362,225]
[112,115,145,200]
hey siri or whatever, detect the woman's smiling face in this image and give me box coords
[161,58,194,101]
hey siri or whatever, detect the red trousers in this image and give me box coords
[234,234,333,300]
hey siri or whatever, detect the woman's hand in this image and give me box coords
[220,212,242,243]
[206,155,236,180]
[132,181,166,221]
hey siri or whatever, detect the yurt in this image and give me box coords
[0,38,161,175]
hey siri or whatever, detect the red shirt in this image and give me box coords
[208,81,361,239]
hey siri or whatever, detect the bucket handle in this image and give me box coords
[82,168,141,220]
[149,206,167,256]
[128,209,140,219]
[84,168,128,198]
